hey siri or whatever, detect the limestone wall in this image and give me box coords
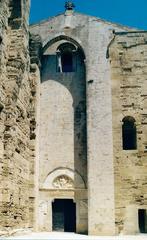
[1,2,147,236]
[40,41,87,184]
[39,39,87,233]
[86,20,115,236]
[30,11,91,234]
[0,0,35,234]
[29,33,42,229]
[110,31,147,234]
[0,0,9,232]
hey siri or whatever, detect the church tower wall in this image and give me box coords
[30,10,127,236]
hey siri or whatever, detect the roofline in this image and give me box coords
[114,30,147,35]
[29,11,145,31]
[29,12,64,28]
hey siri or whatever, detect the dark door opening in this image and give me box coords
[138,209,147,233]
[52,199,76,232]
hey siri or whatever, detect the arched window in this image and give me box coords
[122,116,137,150]
[57,43,76,73]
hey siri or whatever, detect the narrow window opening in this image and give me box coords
[0,103,4,121]
[61,51,73,72]
[138,209,147,233]
[0,103,3,113]
[122,116,137,150]
[57,43,76,73]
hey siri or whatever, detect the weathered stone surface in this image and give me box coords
[1,1,147,237]
[30,9,130,236]
[0,0,34,234]
[109,32,147,235]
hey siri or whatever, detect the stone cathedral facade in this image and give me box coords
[0,0,147,237]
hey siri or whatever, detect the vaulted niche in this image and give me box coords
[40,37,87,189]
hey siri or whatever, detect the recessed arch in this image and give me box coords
[42,35,86,60]
[57,42,77,52]
[122,116,136,123]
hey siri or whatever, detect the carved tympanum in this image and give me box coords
[53,175,74,189]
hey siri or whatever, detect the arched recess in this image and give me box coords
[42,35,86,60]
[40,34,87,182]
[42,168,86,190]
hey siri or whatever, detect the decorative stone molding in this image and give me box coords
[52,175,74,189]
[42,167,86,189]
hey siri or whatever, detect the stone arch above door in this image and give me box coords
[41,168,86,190]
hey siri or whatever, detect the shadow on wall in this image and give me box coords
[41,36,87,189]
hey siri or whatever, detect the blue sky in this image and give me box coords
[30,0,147,30]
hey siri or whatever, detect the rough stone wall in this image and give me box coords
[0,0,10,231]
[29,33,42,229]
[110,32,147,234]
[1,2,147,236]
[0,0,36,234]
